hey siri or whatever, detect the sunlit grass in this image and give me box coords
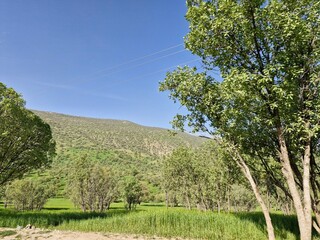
[56,208,269,240]
[0,198,318,240]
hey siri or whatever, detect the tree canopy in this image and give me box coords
[0,82,55,185]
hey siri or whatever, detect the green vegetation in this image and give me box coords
[163,142,237,211]
[1,0,318,238]
[0,83,55,186]
[33,110,206,158]
[66,155,118,212]
[160,0,320,239]
[123,175,143,210]
[32,110,207,202]
[0,200,316,240]
[5,178,55,211]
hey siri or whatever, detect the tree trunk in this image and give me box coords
[229,146,275,240]
[165,191,168,208]
[277,126,312,240]
[185,194,191,210]
[227,187,230,213]
[303,140,312,239]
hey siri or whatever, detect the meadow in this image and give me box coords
[0,198,316,240]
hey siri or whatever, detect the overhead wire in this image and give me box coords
[102,58,203,87]
[83,49,187,83]
[75,43,185,83]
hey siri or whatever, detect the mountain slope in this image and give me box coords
[32,110,208,200]
[33,110,206,157]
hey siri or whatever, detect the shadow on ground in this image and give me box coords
[0,207,142,228]
[233,211,320,240]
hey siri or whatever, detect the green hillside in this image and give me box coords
[33,110,206,157]
[32,110,207,200]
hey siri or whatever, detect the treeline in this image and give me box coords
[3,140,293,214]
[162,142,293,213]
[4,158,144,212]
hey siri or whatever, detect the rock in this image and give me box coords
[25,224,32,229]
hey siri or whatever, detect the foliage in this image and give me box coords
[163,142,247,211]
[123,176,143,210]
[66,155,118,212]
[32,110,207,201]
[0,83,55,186]
[33,110,205,158]
[230,184,256,212]
[162,147,195,209]
[5,178,55,211]
[160,0,320,238]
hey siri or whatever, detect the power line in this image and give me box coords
[75,43,185,82]
[83,49,187,83]
[96,58,203,87]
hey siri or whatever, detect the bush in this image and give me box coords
[66,155,119,212]
[5,179,54,211]
[123,176,143,210]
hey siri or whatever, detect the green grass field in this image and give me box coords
[0,198,317,240]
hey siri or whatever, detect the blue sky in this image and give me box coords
[1,0,206,129]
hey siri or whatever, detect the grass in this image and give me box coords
[56,208,268,239]
[0,198,317,240]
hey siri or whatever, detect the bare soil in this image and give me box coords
[0,227,178,240]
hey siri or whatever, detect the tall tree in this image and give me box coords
[160,1,319,239]
[0,82,55,185]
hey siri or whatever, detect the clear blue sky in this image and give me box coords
[1,0,205,129]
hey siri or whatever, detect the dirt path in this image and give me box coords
[0,227,177,240]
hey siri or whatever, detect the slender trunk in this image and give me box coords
[227,187,230,213]
[310,151,320,234]
[277,126,312,240]
[313,218,320,235]
[312,201,320,234]
[239,159,275,240]
[230,146,275,240]
[185,194,191,210]
[303,138,312,239]
[165,191,168,208]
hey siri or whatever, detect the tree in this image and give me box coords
[123,175,143,210]
[162,147,195,209]
[160,1,319,239]
[0,82,55,185]
[5,178,55,211]
[67,155,118,212]
[163,143,238,212]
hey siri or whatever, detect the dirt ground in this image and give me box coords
[0,227,178,240]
